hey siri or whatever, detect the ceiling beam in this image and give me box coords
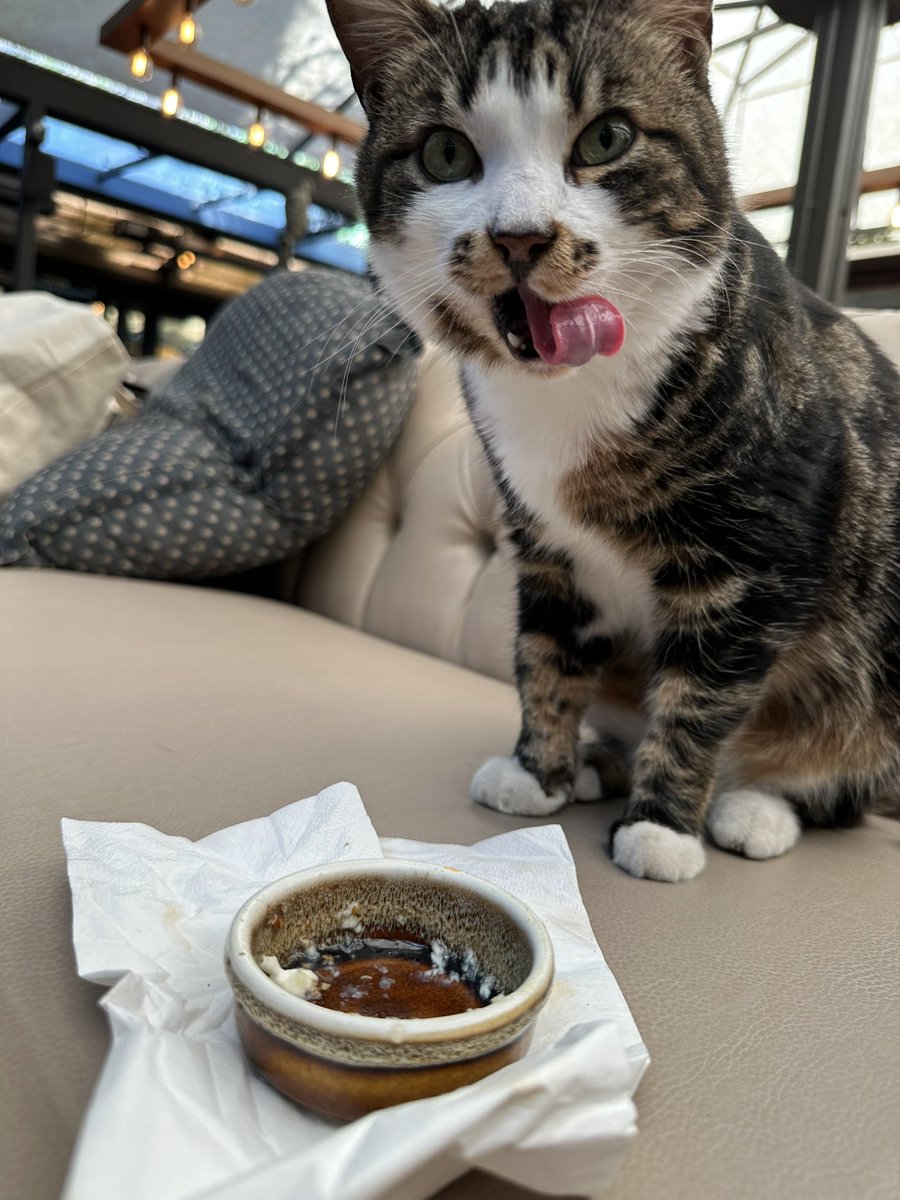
[743,164,900,213]
[149,42,365,144]
[100,0,214,53]
[100,0,365,145]
[0,52,358,219]
[765,0,900,29]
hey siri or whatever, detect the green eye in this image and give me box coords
[420,129,478,183]
[572,116,634,168]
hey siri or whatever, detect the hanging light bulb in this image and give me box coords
[248,108,266,148]
[322,141,341,180]
[179,1,199,46]
[162,73,181,118]
[130,32,153,81]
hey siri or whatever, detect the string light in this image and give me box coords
[178,2,199,46]
[162,73,181,118]
[176,250,196,270]
[248,107,266,149]
[129,32,152,81]
[322,141,341,180]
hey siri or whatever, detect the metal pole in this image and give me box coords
[786,0,887,303]
[11,106,46,292]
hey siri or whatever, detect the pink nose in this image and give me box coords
[491,229,554,265]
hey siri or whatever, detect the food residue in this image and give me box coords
[258,930,502,1019]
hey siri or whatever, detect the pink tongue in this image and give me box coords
[519,287,625,367]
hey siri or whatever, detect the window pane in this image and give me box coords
[711,4,816,256]
[851,21,900,271]
[863,23,900,173]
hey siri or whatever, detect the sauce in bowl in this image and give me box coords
[281,934,499,1019]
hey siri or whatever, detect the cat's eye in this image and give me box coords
[572,116,635,168]
[420,129,478,183]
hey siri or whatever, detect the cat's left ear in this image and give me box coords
[325,0,441,113]
[635,0,713,78]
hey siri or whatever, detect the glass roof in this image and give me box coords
[0,99,367,272]
[1,2,897,268]
[0,1,363,160]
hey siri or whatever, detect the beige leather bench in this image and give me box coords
[3,328,900,1200]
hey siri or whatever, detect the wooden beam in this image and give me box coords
[743,185,794,212]
[743,164,900,213]
[148,42,366,144]
[0,52,358,218]
[100,0,365,145]
[100,0,214,53]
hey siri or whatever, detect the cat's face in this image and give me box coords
[329,0,732,378]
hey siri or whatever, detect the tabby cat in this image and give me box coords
[325,0,900,881]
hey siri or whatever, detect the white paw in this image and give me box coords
[707,788,801,860]
[470,757,569,817]
[574,764,603,802]
[612,820,706,882]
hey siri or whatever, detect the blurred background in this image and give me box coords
[1,0,898,358]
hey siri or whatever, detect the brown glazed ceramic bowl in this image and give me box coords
[225,859,555,1121]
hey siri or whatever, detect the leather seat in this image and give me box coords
[3,306,900,1199]
[3,568,899,1200]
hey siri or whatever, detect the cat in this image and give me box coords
[325,0,900,881]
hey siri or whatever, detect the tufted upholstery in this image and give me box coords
[297,309,900,686]
[298,348,519,683]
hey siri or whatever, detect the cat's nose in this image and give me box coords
[490,228,555,266]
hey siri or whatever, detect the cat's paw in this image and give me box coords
[707,788,801,860]
[611,820,706,882]
[470,757,569,816]
[574,764,603,802]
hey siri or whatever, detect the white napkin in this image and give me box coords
[62,783,649,1200]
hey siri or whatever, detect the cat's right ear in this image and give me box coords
[325,0,439,113]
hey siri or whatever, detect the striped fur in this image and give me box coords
[327,0,900,879]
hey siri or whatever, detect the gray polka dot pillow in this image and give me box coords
[0,270,420,579]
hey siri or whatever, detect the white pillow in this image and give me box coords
[0,292,128,502]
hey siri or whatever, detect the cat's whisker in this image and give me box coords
[260,279,448,449]
[327,282,450,434]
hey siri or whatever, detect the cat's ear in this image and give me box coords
[634,0,714,78]
[325,0,440,112]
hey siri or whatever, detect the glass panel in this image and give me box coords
[863,22,900,173]
[0,106,365,273]
[711,3,816,256]
[853,22,900,257]
[744,205,794,255]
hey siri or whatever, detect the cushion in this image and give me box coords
[0,292,127,502]
[0,270,419,579]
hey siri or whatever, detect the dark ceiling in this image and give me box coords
[770,0,900,31]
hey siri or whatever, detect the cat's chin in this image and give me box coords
[494,355,574,380]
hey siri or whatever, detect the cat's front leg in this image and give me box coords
[472,557,605,817]
[611,635,771,882]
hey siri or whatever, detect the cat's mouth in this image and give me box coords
[490,284,626,368]
[491,287,541,363]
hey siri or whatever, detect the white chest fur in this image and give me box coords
[467,357,659,643]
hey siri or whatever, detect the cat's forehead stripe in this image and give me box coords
[448,1,587,112]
